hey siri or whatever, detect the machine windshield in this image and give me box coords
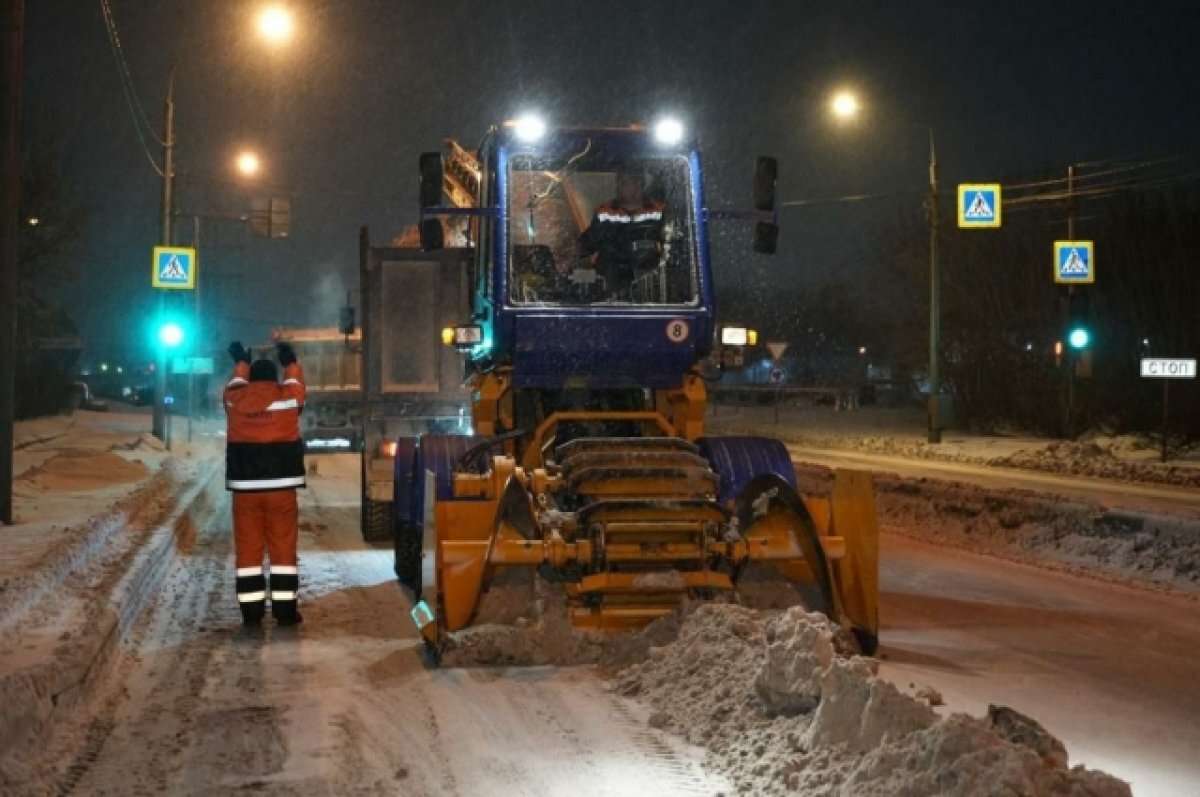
[507,148,699,306]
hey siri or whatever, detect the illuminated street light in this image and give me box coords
[154,11,295,446]
[236,150,262,178]
[830,89,943,443]
[830,90,860,121]
[26,216,39,226]
[256,5,295,45]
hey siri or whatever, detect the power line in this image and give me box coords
[98,0,164,176]
[781,156,1199,211]
[1002,158,1178,193]
[780,187,925,208]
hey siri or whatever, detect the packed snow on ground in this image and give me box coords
[793,465,1200,596]
[440,600,1133,795]
[612,604,1131,796]
[709,405,1199,487]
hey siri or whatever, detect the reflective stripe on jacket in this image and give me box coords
[224,362,307,491]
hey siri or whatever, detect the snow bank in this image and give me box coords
[16,450,150,492]
[613,605,1130,796]
[794,465,1200,595]
[991,440,1199,488]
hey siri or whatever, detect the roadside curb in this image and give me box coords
[0,460,225,789]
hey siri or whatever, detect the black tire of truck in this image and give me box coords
[393,520,422,592]
[362,497,394,542]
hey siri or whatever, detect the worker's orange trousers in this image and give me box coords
[232,489,299,568]
[232,489,299,621]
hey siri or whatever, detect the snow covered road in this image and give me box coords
[876,534,1200,796]
[28,449,1197,795]
[44,455,726,796]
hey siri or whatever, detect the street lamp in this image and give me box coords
[236,150,262,178]
[153,16,293,444]
[829,90,943,443]
[180,152,263,443]
[256,6,295,45]
[830,90,859,121]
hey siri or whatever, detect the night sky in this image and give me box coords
[21,1,1200,359]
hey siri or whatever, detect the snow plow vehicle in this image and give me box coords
[377,119,880,656]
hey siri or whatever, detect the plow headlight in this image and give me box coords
[654,117,684,145]
[513,114,547,142]
[720,326,757,346]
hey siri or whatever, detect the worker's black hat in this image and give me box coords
[249,359,278,383]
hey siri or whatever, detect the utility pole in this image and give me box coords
[927,127,942,444]
[152,67,176,444]
[1,0,25,526]
[1064,164,1076,438]
[187,215,200,443]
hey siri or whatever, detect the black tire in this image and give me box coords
[852,628,880,657]
[394,520,422,591]
[362,497,393,542]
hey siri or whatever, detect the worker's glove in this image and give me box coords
[277,342,297,367]
[228,341,251,364]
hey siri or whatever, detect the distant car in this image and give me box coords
[127,384,154,406]
[70,381,109,412]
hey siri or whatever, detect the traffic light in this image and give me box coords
[153,317,188,351]
[1066,291,1091,351]
[158,321,184,348]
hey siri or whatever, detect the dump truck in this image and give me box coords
[371,119,880,657]
[267,327,363,452]
[356,238,474,541]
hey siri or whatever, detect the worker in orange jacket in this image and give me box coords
[224,340,306,627]
[578,168,666,296]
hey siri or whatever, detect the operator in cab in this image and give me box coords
[578,168,665,299]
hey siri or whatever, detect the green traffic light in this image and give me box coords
[1067,327,1090,350]
[159,321,185,348]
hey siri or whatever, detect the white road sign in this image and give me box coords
[1140,358,1196,378]
[765,341,789,360]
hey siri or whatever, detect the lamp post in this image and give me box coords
[830,90,943,443]
[179,154,262,443]
[151,6,293,445]
[1,0,24,525]
[925,127,941,444]
[151,66,176,443]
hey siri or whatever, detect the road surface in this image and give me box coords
[44,452,1199,796]
[50,455,725,796]
[786,445,1200,795]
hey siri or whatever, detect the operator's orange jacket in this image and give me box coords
[223,361,306,491]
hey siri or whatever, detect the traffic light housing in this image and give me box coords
[1066,291,1091,351]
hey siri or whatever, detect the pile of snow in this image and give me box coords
[792,465,1200,595]
[613,604,1130,796]
[990,440,1199,488]
[15,450,150,492]
[706,406,1199,487]
[438,578,684,668]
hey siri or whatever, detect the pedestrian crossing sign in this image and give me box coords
[1054,241,1094,284]
[957,184,1002,228]
[152,246,196,290]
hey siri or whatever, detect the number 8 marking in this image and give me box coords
[666,319,689,343]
